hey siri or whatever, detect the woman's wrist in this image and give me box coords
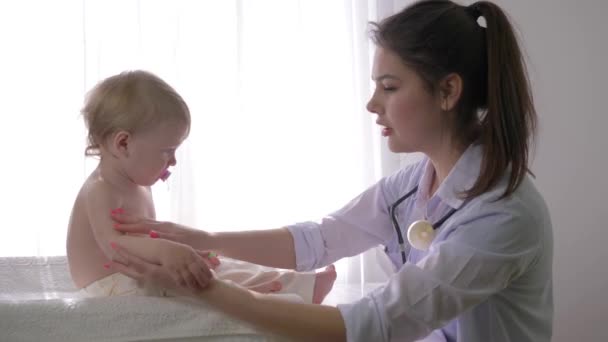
[195,278,346,341]
[198,278,256,310]
[191,227,216,251]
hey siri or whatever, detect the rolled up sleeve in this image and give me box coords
[286,177,398,272]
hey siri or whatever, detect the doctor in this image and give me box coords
[110,1,553,341]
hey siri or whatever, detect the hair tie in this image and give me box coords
[466,4,482,20]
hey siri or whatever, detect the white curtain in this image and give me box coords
[0,0,404,285]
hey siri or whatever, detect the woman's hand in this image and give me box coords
[110,241,215,295]
[157,241,215,291]
[111,210,212,250]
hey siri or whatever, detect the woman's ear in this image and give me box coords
[111,131,131,158]
[438,73,463,112]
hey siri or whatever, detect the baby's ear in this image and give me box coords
[111,130,131,157]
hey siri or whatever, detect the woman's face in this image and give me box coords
[367,47,444,154]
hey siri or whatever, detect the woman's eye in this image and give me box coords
[383,86,397,92]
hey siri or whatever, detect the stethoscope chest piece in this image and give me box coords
[407,220,435,251]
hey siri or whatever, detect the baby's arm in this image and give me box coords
[86,183,212,290]
[85,183,179,265]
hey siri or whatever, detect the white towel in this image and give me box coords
[0,256,289,342]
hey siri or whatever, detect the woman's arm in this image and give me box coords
[113,173,398,272]
[207,228,297,269]
[111,246,346,341]
[113,211,298,269]
[201,280,346,341]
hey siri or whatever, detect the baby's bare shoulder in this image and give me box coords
[80,173,121,209]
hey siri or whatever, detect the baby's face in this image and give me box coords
[123,121,189,186]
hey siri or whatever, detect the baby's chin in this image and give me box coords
[132,171,171,187]
[136,178,161,187]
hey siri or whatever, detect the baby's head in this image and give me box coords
[82,70,190,185]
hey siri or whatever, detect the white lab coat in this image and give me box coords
[287,144,553,341]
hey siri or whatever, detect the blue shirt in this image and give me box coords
[288,144,553,341]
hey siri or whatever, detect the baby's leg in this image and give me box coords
[247,279,283,293]
[312,265,337,304]
[214,258,336,304]
[215,260,285,294]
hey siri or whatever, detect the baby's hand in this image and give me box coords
[196,250,221,270]
[159,241,213,291]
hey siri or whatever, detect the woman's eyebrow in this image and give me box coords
[372,74,401,81]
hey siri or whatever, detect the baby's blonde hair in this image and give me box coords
[82,70,191,156]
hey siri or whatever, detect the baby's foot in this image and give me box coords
[312,265,337,304]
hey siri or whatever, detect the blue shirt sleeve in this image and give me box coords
[286,167,416,271]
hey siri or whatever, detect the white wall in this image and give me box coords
[392,1,608,340]
[503,1,608,341]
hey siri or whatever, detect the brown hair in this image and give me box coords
[82,70,191,156]
[370,0,536,199]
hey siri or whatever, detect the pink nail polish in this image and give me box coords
[103,263,110,269]
[113,223,120,229]
[110,242,118,250]
[149,231,159,238]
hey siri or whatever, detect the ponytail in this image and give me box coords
[469,1,536,199]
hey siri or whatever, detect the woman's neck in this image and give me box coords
[425,140,468,196]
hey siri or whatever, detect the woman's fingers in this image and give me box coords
[111,211,159,233]
[149,230,182,241]
[110,242,212,294]
[180,269,200,291]
[111,244,152,279]
[110,260,143,280]
[195,250,221,269]
[172,270,188,288]
[189,261,213,288]
[112,221,153,234]
[110,211,143,224]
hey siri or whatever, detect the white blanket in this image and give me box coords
[0,256,287,342]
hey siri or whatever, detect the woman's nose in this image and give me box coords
[366,91,381,114]
[366,97,378,114]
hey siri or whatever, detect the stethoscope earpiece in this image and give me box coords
[407,220,435,251]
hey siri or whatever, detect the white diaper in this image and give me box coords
[79,272,169,297]
[79,257,317,303]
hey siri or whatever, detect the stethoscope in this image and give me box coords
[389,185,458,264]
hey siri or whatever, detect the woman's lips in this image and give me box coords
[382,127,393,137]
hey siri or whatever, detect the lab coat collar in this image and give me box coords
[420,143,483,209]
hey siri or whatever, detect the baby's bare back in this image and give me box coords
[66,169,154,288]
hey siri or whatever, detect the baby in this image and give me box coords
[66,70,335,303]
